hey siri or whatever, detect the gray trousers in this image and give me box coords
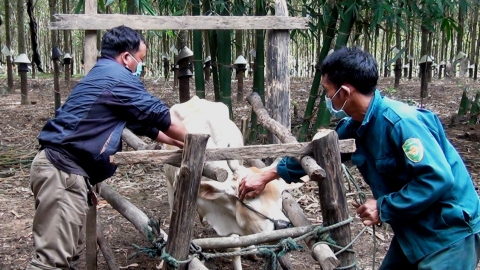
[26,150,89,270]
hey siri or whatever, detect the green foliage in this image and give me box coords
[384,86,397,95]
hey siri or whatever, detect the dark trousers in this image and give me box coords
[379,233,480,270]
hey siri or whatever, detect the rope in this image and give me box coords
[130,217,355,268]
[342,164,379,270]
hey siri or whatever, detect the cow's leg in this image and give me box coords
[227,234,242,270]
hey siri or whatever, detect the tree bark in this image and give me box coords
[96,219,120,270]
[282,192,340,270]
[84,0,98,268]
[5,0,13,92]
[165,134,210,270]
[266,0,290,145]
[312,129,354,269]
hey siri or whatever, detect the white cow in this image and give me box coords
[163,96,302,268]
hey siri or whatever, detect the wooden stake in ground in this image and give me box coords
[312,130,355,269]
[164,134,210,270]
[84,0,98,268]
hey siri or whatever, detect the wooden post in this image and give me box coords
[164,134,210,270]
[282,192,339,270]
[96,218,120,270]
[84,0,98,269]
[312,129,355,269]
[266,0,290,145]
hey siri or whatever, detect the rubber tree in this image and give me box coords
[5,0,13,92]
[216,0,233,118]
[249,0,266,142]
[192,0,205,98]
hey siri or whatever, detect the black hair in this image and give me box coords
[100,26,146,59]
[321,47,378,95]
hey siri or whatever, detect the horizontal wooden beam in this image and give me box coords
[49,14,310,30]
[110,139,356,166]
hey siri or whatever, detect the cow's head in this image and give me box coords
[196,166,303,236]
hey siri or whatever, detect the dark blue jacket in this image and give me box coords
[278,90,480,263]
[38,58,171,184]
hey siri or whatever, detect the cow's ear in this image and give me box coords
[198,182,224,200]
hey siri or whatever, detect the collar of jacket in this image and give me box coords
[355,89,382,138]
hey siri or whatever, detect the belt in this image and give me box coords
[85,178,98,206]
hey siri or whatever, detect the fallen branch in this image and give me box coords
[192,224,319,249]
[282,192,339,270]
[247,92,327,182]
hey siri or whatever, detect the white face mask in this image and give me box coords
[325,86,349,119]
[127,53,143,77]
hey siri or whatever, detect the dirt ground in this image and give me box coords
[0,74,480,270]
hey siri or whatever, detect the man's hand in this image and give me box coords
[238,172,268,201]
[352,198,380,226]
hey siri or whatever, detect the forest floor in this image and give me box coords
[0,74,479,270]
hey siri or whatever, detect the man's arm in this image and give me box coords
[162,113,188,145]
[155,130,184,148]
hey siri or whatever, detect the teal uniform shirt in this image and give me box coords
[278,90,480,263]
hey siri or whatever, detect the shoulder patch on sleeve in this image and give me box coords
[402,138,424,162]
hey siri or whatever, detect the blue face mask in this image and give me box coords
[325,86,349,119]
[128,53,143,77]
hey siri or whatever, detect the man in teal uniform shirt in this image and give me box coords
[239,47,480,269]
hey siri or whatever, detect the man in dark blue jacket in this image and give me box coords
[27,26,187,270]
[239,47,480,269]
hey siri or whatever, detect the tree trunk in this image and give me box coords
[17,0,26,54]
[420,24,429,98]
[176,30,188,102]
[249,0,266,143]
[383,24,390,78]
[470,5,479,78]
[266,0,290,145]
[27,0,43,78]
[209,30,221,101]
[49,0,61,110]
[62,0,71,81]
[192,0,205,98]
[408,18,414,80]
[394,3,402,88]
[476,4,480,80]
[5,0,14,92]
